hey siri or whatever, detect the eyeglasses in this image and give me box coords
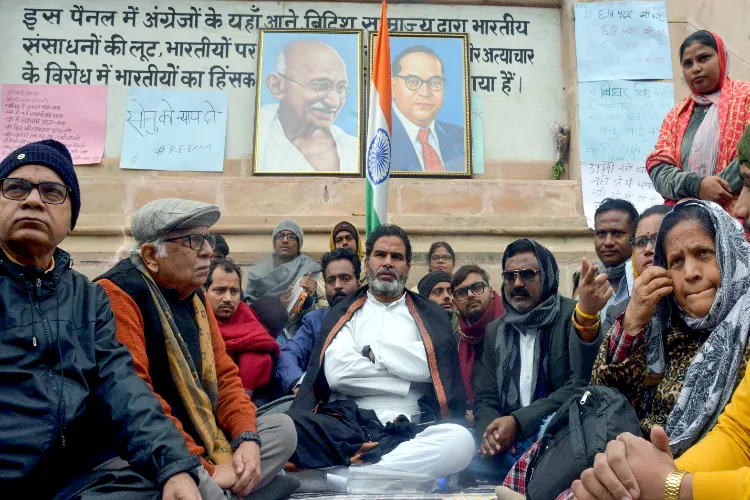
[632,234,658,251]
[454,282,487,301]
[275,232,298,242]
[1,177,70,205]
[502,269,540,285]
[430,253,453,263]
[164,233,216,252]
[279,74,350,98]
[395,75,446,92]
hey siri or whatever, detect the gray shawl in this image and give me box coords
[244,253,321,303]
[648,200,750,454]
[498,239,561,413]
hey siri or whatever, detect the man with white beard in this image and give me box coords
[288,224,474,492]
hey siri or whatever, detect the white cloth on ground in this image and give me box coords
[324,291,431,423]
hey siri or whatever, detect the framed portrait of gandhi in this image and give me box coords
[368,32,472,178]
[253,29,364,176]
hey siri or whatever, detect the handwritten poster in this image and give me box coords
[574,1,672,82]
[578,80,674,227]
[120,88,228,171]
[1,84,107,164]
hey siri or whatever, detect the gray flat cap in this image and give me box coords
[131,198,221,244]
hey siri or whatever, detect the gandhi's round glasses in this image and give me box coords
[280,74,350,98]
[395,75,446,92]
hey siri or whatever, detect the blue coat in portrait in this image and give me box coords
[390,113,466,172]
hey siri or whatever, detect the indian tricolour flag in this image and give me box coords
[365,1,392,237]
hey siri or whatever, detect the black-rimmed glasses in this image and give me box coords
[1,177,70,205]
[394,75,446,92]
[632,234,658,251]
[164,233,216,252]
[502,269,540,285]
[454,282,487,301]
[279,74,350,98]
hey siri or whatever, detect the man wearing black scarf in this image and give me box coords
[594,198,638,318]
[472,239,610,480]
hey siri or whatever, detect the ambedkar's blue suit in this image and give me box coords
[390,113,466,172]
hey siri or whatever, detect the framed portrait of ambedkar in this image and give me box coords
[253,29,364,176]
[369,32,472,178]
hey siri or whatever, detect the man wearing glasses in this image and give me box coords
[391,45,465,172]
[257,39,359,173]
[472,239,609,480]
[0,141,203,498]
[97,199,299,499]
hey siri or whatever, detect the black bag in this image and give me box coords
[526,386,641,500]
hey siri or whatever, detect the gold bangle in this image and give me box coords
[571,311,600,332]
[664,469,688,500]
[575,303,600,321]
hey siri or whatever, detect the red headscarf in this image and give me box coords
[646,31,750,208]
[458,291,504,404]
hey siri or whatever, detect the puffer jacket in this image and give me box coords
[0,248,200,498]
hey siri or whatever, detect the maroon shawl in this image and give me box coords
[218,302,280,391]
[458,291,504,403]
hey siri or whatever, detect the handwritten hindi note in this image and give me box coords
[574,1,672,82]
[578,80,675,227]
[120,88,228,171]
[1,84,107,164]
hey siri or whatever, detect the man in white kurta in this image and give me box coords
[299,225,474,492]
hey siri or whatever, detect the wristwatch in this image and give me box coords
[664,469,688,500]
[231,431,262,451]
[362,345,374,363]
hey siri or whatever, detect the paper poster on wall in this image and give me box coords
[120,88,228,172]
[471,95,484,174]
[574,1,672,82]
[578,80,674,227]
[1,84,107,164]
[581,160,663,228]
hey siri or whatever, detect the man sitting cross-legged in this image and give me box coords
[288,224,474,493]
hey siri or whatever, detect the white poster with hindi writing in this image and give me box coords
[578,80,674,227]
[120,87,228,171]
[574,1,672,82]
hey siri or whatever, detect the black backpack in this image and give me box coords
[526,386,641,500]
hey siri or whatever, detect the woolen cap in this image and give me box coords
[418,271,453,298]
[272,219,304,248]
[131,198,220,244]
[0,140,81,229]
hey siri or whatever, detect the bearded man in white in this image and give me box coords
[256,40,359,173]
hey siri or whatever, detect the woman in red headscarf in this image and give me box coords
[647,31,750,210]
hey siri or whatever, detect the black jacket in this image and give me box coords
[291,287,466,421]
[473,297,604,441]
[0,248,199,498]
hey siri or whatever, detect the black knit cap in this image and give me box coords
[417,271,453,298]
[0,140,81,229]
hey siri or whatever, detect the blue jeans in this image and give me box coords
[467,428,535,482]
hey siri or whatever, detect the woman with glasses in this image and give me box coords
[409,242,455,294]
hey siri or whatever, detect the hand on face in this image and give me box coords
[622,266,673,334]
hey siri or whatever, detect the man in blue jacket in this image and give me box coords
[0,140,201,498]
[276,248,360,394]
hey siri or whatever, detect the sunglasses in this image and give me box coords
[502,269,540,285]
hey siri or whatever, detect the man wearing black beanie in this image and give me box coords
[0,140,202,498]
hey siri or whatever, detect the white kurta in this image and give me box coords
[324,292,432,424]
[519,329,538,408]
[256,103,360,173]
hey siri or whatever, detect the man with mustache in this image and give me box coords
[256,40,359,173]
[97,199,298,500]
[205,258,280,403]
[288,225,474,492]
[0,142,202,498]
[472,239,609,480]
[594,198,638,320]
[391,45,465,172]
[277,248,361,395]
